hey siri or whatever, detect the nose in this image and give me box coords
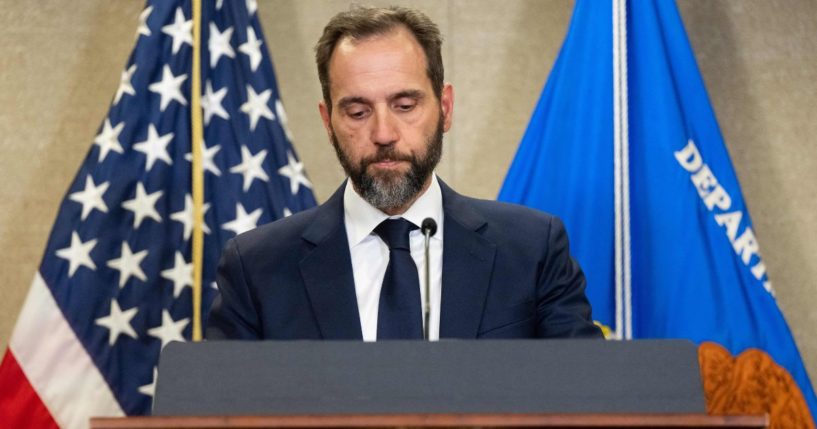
[371,107,399,146]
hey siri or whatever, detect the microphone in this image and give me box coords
[421,218,437,237]
[420,218,437,340]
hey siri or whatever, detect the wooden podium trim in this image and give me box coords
[91,413,768,429]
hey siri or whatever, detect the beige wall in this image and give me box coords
[1,0,816,381]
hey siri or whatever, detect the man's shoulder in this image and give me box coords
[443,184,560,234]
[443,188,575,266]
[230,204,324,254]
[472,197,561,238]
[231,183,345,254]
[467,195,556,221]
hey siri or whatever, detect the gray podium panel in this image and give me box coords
[152,339,705,416]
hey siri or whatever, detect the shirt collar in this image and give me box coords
[344,174,444,246]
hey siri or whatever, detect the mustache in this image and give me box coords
[360,146,414,166]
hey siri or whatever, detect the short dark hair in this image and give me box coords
[315,5,444,108]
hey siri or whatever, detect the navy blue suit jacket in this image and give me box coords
[206,180,602,340]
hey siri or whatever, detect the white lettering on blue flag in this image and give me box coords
[674,139,773,295]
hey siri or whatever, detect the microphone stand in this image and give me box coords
[423,229,431,340]
[421,218,437,340]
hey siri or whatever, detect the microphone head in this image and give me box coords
[421,217,437,237]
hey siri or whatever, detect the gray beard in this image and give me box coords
[331,116,443,213]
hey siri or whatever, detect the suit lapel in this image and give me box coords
[299,184,363,340]
[438,181,497,338]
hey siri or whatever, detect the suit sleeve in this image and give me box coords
[536,216,604,338]
[206,238,263,340]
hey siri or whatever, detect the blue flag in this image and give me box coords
[499,0,815,421]
[0,0,316,426]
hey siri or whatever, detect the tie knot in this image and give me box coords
[374,218,417,251]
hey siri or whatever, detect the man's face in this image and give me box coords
[319,26,453,214]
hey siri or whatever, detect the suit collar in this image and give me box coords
[438,180,497,339]
[299,183,363,340]
[438,179,486,232]
[301,182,345,245]
[299,179,497,340]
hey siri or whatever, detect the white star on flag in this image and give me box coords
[170,194,211,241]
[69,176,110,220]
[122,183,163,228]
[107,242,149,288]
[275,99,294,142]
[147,310,189,349]
[148,65,187,112]
[201,81,229,125]
[160,252,193,298]
[222,203,263,236]
[55,231,97,277]
[138,367,158,398]
[95,300,139,346]
[185,141,222,176]
[230,146,269,191]
[246,0,258,15]
[240,85,274,131]
[136,6,153,38]
[134,124,174,171]
[93,118,125,163]
[114,64,137,105]
[161,7,192,54]
[278,151,313,195]
[239,27,263,72]
[208,23,235,67]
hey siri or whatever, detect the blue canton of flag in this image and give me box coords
[499,0,815,425]
[0,0,316,426]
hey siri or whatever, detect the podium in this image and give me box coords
[91,413,767,428]
[90,340,767,428]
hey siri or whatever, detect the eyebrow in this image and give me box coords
[336,90,427,110]
[389,90,425,102]
[337,96,369,110]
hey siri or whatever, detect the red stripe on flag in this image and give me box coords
[0,350,60,429]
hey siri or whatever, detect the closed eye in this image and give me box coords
[337,96,372,120]
[390,90,424,113]
[345,105,370,120]
[394,102,416,112]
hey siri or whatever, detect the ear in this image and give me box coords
[440,83,454,132]
[318,100,333,142]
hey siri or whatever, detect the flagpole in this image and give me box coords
[612,0,631,340]
[619,0,632,341]
[612,0,622,341]
[190,0,205,342]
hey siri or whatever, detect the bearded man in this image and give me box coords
[206,6,602,341]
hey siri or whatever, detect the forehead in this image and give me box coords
[328,27,431,102]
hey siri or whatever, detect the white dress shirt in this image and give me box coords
[343,174,444,341]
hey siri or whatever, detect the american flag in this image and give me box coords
[0,0,316,427]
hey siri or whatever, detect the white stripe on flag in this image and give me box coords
[10,272,124,429]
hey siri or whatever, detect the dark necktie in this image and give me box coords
[374,218,423,339]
